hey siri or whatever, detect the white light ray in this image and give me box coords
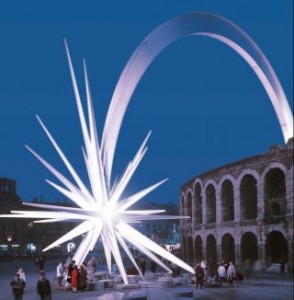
[43,221,93,252]
[36,115,92,200]
[0,44,195,284]
[115,232,144,279]
[117,222,194,274]
[117,178,168,213]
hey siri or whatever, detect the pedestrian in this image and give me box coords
[140,259,146,276]
[66,259,75,288]
[150,261,157,274]
[87,257,96,280]
[37,272,51,300]
[17,268,26,288]
[227,261,236,287]
[34,256,40,272]
[38,254,45,271]
[71,265,80,293]
[56,261,65,287]
[79,264,88,292]
[194,263,205,289]
[217,263,226,282]
[10,272,25,300]
[200,258,207,281]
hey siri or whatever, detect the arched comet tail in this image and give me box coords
[101,12,293,187]
[1,12,292,285]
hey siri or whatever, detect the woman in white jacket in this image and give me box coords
[217,264,226,282]
[227,261,236,287]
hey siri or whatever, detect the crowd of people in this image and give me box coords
[10,252,284,298]
[10,265,52,300]
[194,258,243,289]
[9,253,92,299]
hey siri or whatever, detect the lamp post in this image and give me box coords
[6,234,13,255]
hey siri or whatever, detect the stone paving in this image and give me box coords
[0,259,293,300]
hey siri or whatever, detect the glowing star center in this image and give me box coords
[101,204,116,225]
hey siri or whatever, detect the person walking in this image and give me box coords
[71,265,80,293]
[37,272,51,300]
[150,260,157,277]
[227,261,236,287]
[79,264,88,292]
[140,259,146,277]
[66,259,75,288]
[56,261,65,287]
[217,263,226,282]
[200,258,207,281]
[194,263,205,289]
[17,268,26,288]
[10,272,25,300]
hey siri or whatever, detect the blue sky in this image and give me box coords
[0,0,293,204]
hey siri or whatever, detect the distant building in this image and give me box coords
[0,178,77,257]
[0,177,180,258]
[179,138,293,272]
[132,200,180,243]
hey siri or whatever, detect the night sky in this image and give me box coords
[0,0,292,204]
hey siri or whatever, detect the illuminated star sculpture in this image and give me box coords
[0,42,194,284]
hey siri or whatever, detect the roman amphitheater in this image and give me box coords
[180,138,293,272]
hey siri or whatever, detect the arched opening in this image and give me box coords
[180,195,185,213]
[206,234,217,263]
[205,184,216,224]
[266,231,288,264]
[221,180,234,221]
[186,192,192,225]
[181,236,187,261]
[240,174,257,220]
[221,233,235,263]
[241,232,258,263]
[194,183,202,225]
[180,195,185,226]
[194,235,203,262]
[186,236,193,263]
[264,168,286,217]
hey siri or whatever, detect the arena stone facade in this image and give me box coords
[179,138,293,272]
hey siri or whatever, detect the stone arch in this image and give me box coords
[220,179,234,221]
[193,182,203,225]
[194,235,203,262]
[261,162,288,180]
[185,190,193,224]
[180,194,185,212]
[241,232,258,263]
[206,234,217,263]
[263,167,287,217]
[205,184,216,224]
[240,174,258,220]
[265,231,288,264]
[186,236,193,263]
[181,235,189,261]
[221,233,235,263]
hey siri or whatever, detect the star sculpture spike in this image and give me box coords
[0,41,194,284]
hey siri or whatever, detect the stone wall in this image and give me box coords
[179,138,293,272]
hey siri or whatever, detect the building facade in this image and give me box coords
[0,178,180,259]
[179,138,293,272]
[0,178,78,258]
